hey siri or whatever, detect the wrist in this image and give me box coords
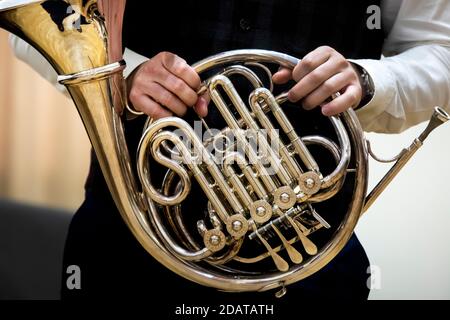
[351,62,375,110]
[125,63,145,119]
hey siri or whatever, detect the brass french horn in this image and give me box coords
[1,0,448,296]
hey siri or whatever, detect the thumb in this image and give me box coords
[194,96,209,118]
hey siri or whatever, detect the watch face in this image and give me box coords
[361,67,375,95]
[352,64,374,109]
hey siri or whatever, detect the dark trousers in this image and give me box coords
[61,191,371,307]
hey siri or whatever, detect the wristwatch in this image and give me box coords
[353,63,375,109]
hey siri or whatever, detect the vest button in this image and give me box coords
[239,18,251,31]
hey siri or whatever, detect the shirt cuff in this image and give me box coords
[123,48,149,78]
[348,58,396,131]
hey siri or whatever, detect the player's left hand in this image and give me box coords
[273,46,363,116]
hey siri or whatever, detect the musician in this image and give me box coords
[10,0,450,305]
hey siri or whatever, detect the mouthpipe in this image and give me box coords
[418,107,450,143]
[363,106,449,214]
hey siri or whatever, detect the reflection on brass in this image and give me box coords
[255,230,289,272]
[292,218,318,256]
[1,0,447,296]
[271,225,303,264]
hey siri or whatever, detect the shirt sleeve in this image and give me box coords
[8,34,149,96]
[354,0,450,133]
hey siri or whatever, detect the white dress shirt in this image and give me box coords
[355,0,450,133]
[8,0,450,133]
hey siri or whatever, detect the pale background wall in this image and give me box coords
[0,29,449,300]
[0,30,90,211]
[358,125,450,300]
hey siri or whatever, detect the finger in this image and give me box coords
[272,67,292,84]
[321,84,361,116]
[301,71,350,110]
[133,94,173,119]
[292,46,334,82]
[193,96,209,117]
[148,82,189,117]
[162,53,201,89]
[156,69,198,107]
[288,57,344,102]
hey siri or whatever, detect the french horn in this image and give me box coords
[1,0,448,296]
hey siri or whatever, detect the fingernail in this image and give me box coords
[200,97,207,108]
[196,97,208,117]
[321,105,332,116]
[288,91,296,102]
[300,99,314,110]
[302,103,313,110]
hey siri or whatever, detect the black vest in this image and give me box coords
[123,0,383,62]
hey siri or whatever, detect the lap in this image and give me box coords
[61,193,371,303]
